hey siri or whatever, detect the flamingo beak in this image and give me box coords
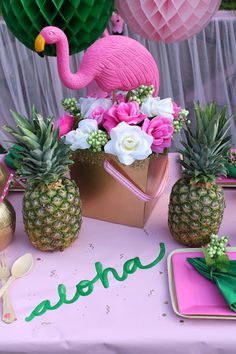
[34,34,45,56]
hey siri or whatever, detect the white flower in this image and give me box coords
[104,121,153,165]
[65,119,98,151]
[140,96,174,119]
[79,97,113,119]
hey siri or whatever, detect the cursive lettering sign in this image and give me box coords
[25,243,165,322]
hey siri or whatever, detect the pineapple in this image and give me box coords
[168,102,231,247]
[4,108,82,251]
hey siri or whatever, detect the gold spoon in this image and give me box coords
[0,253,33,298]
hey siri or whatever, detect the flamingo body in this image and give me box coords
[38,26,159,95]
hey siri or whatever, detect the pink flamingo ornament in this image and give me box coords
[35,26,159,94]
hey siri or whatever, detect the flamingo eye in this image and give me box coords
[48,31,54,36]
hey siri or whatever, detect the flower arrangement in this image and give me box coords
[227,149,236,168]
[224,148,236,178]
[57,85,189,166]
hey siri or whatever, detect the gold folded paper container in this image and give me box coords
[0,164,16,250]
[70,151,168,228]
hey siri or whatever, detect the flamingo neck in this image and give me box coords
[55,38,92,90]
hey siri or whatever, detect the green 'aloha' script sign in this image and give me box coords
[25,243,165,322]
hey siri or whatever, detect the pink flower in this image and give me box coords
[173,101,181,119]
[90,106,106,126]
[56,113,75,138]
[142,116,174,153]
[103,101,146,133]
[115,92,127,103]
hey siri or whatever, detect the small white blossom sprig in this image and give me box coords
[173,109,190,133]
[87,130,109,152]
[61,98,81,122]
[127,85,155,105]
[203,234,230,276]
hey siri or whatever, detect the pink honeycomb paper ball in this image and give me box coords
[115,0,221,43]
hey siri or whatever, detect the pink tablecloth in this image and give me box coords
[0,154,236,354]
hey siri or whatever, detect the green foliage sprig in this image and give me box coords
[61,98,81,126]
[127,85,155,105]
[203,234,229,276]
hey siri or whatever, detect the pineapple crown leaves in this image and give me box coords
[3,107,73,186]
[194,102,231,145]
[178,102,232,183]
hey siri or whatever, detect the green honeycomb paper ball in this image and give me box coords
[1,0,114,56]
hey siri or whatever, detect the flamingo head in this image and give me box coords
[35,26,65,56]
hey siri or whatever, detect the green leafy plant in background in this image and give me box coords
[220,0,236,10]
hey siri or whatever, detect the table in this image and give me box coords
[0,153,236,354]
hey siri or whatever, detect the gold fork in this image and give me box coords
[0,254,16,323]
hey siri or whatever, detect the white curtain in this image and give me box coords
[0,10,236,148]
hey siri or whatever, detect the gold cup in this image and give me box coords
[0,164,16,250]
[0,199,16,251]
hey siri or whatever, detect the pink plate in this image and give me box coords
[216,148,236,187]
[216,176,236,187]
[172,251,236,316]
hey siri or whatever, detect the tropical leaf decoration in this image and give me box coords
[1,0,114,56]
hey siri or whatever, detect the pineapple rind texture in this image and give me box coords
[23,178,81,251]
[4,108,82,252]
[168,103,230,247]
[168,178,225,247]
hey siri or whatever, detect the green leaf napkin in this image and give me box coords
[5,144,25,170]
[187,257,236,312]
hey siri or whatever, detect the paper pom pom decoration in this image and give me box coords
[115,0,221,43]
[1,0,114,56]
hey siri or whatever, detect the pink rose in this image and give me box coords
[103,101,146,133]
[173,101,181,119]
[142,116,174,153]
[56,113,75,138]
[90,106,106,126]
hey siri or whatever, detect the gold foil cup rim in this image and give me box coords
[0,164,9,196]
[0,200,16,229]
[73,150,159,169]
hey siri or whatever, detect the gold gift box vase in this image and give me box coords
[70,150,169,228]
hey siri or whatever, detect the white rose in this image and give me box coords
[78,119,98,135]
[140,96,174,119]
[104,121,153,165]
[79,97,113,119]
[65,119,98,151]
